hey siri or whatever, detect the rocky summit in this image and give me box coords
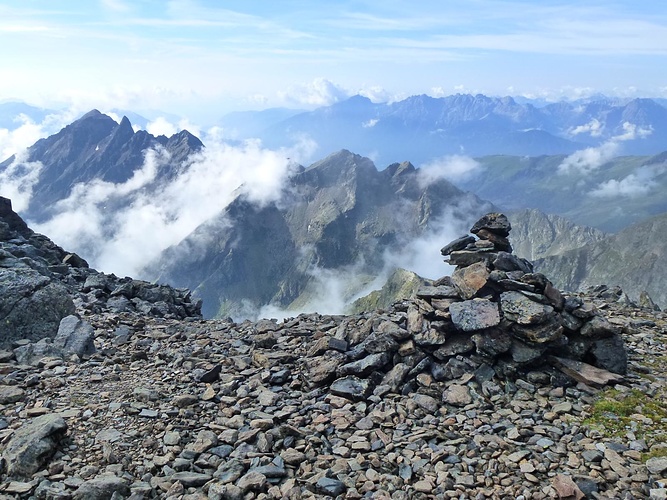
[0,205,666,499]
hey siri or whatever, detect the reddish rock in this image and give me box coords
[452,261,490,300]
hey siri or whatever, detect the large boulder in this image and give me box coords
[53,315,96,358]
[1,414,68,477]
[0,266,75,347]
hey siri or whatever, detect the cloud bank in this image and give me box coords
[558,121,653,175]
[418,155,484,184]
[590,164,664,198]
[30,124,316,278]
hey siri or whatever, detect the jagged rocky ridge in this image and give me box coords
[533,212,667,311]
[148,150,492,318]
[0,196,201,348]
[226,94,667,166]
[1,205,666,498]
[0,110,203,222]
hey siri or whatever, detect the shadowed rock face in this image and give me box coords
[509,209,606,261]
[0,110,203,222]
[0,197,201,348]
[0,197,78,345]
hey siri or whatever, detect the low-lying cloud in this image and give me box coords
[30,124,316,278]
[418,155,484,184]
[568,118,603,137]
[0,152,43,212]
[590,164,664,198]
[558,121,653,175]
[1,110,85,211]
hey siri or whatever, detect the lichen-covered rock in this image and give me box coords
[450,299,500,331]
[500,291,554,325]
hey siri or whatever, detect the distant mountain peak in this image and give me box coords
[2,110,205,220]
[119,115,132,128]
[385,161,416,178]
[79,109,105,120]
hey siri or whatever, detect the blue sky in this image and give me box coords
[1,0,666,122]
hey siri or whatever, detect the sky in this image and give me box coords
[1,0,665,318]
[1,0,666,123]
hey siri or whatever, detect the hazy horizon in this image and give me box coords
[1,1,665,124]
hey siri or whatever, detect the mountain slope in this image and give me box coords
[508,209,607,260]
[534,213,667,308]
[457,152,667,232]
[147,150,493,318]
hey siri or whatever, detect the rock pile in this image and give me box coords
[2,205,663,499]
[0,197,201,348]
[305,213,627,404]
[0,295,664,499]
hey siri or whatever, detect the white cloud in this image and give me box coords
[0,111,77,161]
[430,87,447,98]
[144,116,201,139]
[418,155,483,184]
[31,132,316,278]
[278,78,350,107]
[0,110,88,210]
[590,165,664,198]
[569,118,604,137]
[362,118,379,128]
[146,117,177,137]
[557,141,620,176]
[358,86,392,103]
[260,259,372,321]
[615,121,653,141]
[381,208,471,280]
[0,152,43,212]
[558,121,653,175]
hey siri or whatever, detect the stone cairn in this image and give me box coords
[309,213,628,401]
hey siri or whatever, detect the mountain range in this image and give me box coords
[1,106,666,317]
[219,94,667,165]
[5,93,667,167]
[531,212,667,309]
[0,110,203,222]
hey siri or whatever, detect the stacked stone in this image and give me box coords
[306,213,628,403]
[435,212,628,377]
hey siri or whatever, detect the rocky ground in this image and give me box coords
[2,202,666,499]
[0,290,665,500]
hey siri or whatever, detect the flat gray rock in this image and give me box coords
[73,476,130,499]
[450,299,500,331]
[2,414,68,477]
